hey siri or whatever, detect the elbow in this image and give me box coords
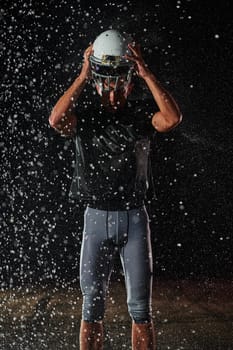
[153,111,183,133]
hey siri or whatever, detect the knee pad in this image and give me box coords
[128,298,152,323]
[82,290,106,322]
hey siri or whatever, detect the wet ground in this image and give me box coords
[0,279,232,350]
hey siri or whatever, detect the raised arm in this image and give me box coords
[48,45,93,136]
[126,44,182,132]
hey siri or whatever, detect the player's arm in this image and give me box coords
[49,45,93,136]
[125,43,182,133]
[144,74,182,132]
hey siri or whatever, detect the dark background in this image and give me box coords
[1,0,232,288]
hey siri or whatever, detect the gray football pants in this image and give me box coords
[80,205,153,323]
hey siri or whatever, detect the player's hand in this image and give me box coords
[80,44,93,80]
[125,43,151,79]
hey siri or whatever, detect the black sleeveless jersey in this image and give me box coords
[69,99,157,209]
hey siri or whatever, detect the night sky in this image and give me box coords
[1,0,232,288]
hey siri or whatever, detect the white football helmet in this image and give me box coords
[90,29,134,95]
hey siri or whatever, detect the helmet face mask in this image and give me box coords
[90,29,134,95]
[91,64,134,95]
